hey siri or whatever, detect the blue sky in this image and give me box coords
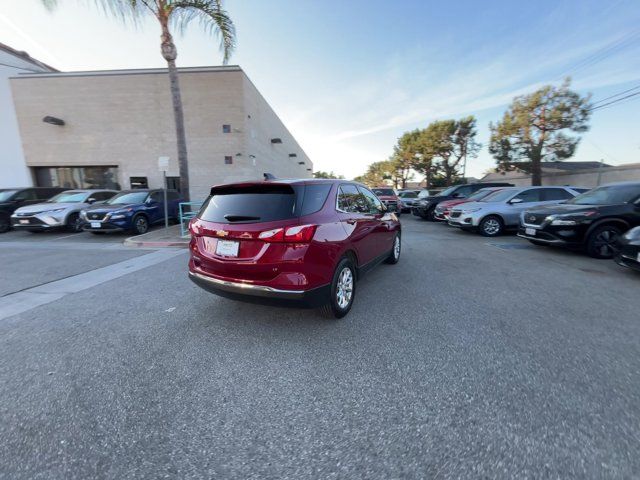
[2,0,639,179]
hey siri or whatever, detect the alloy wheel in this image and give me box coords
[135,217,148,234]
[393,235,401,260]
[335,267,354,309]
[482,218,501,236]
[593,229,619,257]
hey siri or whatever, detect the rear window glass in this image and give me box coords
[199,184,297,223]
[372,188,395,196]
[301,184,331,216]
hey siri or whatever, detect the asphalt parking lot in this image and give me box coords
[0,216,638,479]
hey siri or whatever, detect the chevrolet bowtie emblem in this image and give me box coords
[528,216,536,221]
[216,230,229,237]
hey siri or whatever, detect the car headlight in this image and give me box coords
[110,214,125,220]
[41,208,66,215]
[548,211,596,226]
[462,208,482,213]
[623,226,640,240]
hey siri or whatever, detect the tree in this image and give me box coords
[42,0,236,200]
[354,161,393,187]
[489,79,591,186]
[313,171,344,179]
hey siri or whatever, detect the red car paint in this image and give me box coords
[188,179,401,315]
[434,187,506,220]
[371,187,402,214]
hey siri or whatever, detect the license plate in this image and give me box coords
[19,219,29,224]
[525,228,536,236]
[90,222,101,228]
[215,239,239,257]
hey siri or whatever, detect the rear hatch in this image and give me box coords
[190,182,331,281]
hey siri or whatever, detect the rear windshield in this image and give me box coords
[372,188,395,196]
[199,184,299,223]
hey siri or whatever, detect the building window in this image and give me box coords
[166,177,181,192]
[224,156,233,165]
[130,177,148,189]
[222,124,231,133]
[33,166,120,190]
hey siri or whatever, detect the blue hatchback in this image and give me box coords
[81,189,183,235]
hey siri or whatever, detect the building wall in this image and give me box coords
[242,75,312,182]
[10,66,311,202]
[481,163,640,187]
[0,49,52,188]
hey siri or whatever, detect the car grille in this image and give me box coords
[523,213,546,226]
[449,211,461,218]
[87,212,108,221]
[16,211,41,217]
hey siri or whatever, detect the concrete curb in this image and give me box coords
[123,237,190,248]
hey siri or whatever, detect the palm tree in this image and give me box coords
[42,0,236,201]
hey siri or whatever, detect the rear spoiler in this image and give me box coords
[263,173,276,181]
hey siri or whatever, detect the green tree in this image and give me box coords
[313,170,344,179]
[354,161,393,187]
[489,79,591,186]
[42,0,236,200]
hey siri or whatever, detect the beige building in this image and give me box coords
[10,66,312,201]
[481,161,640,188]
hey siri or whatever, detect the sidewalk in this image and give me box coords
[124,224,190,248]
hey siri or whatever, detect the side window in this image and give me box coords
[543,188,573,201]
[512,188,543,203]
[149,192,163,203]
[454,185,474,198]
[301,184,332,216]
[337,184,365,213]
[93,192,113,201]
[357,186,384,214]
[14,189,37,201]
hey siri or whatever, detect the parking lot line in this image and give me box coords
[0,249,186,321]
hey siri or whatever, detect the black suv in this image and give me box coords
[518,182,640,258]
[412,182,513,220]
[0,187,66,233]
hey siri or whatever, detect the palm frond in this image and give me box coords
[169,0,236,64]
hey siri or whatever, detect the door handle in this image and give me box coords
[346,219,357,225]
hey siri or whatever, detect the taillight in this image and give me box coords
[258,225,317,243]
[189,219,201,235]
[258,228,285,242]
[284,224,317,242]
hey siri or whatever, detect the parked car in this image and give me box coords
[371,187,402,215]
[188,179,401,318]
[398,190,422,212]
[10,189,117,233]
[0,187,66,233]
[448,186,586,236]
[81,189,182,235]
[433,187,505,221]
[615,226,640,271]
[412,182,513,220]
[518,182,640,258]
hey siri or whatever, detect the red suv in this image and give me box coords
[371,187,402,215]
[188,179,401,318]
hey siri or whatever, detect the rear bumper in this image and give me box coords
[189,270,330,308]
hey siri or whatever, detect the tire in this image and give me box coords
[0,215,10,234]
[318,257,357,319]
[66,213,82,233]
[479,215,503,237]
[424,208,435,221]
[90,231,106,235]
[385,233,401,264]
[132,214,149,235]
[586,224,622,259]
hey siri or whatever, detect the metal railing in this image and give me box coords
[178,201,203,237]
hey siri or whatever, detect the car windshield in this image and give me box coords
[480,189,518,202]
[399,191,417,198]
[467,189,499,201]
[417,190,430,198]
[106,192,149,205]
[47,192,88,203]
[0,190,18,202]
[372,188,395,196]
[437,186,459,196]
[567,184,640,205]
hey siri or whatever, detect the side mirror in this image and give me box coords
[87,198,97,204]
[145,197,155,204]
[510,198,523,204]
[451,193,462,198]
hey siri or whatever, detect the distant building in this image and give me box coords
[480,161,640,187]
[0,43,56,188]
[10,66,312,201]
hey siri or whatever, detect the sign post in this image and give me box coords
[158,156,170,229]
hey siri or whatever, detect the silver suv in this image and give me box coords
[447,186,587,236]
[11,189,117,233]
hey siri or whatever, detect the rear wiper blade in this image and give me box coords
[224,214,261,222]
